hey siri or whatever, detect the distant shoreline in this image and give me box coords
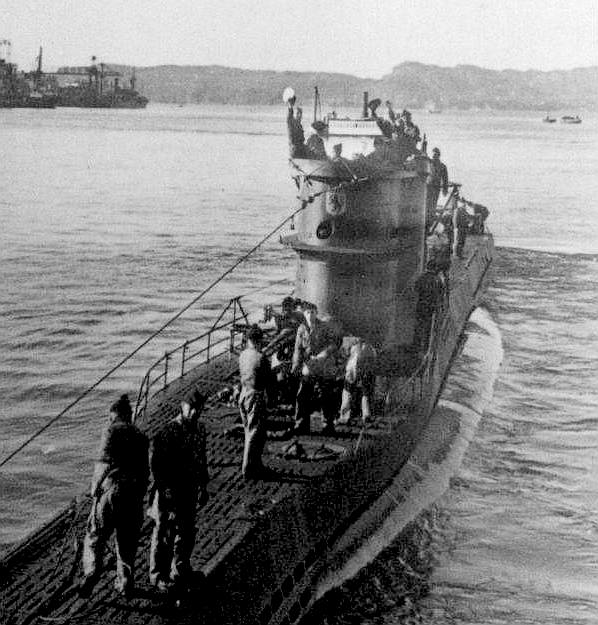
[123,61,597,111]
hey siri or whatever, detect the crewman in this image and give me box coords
[454,201,471,258]
[79,394,149,598]
[427,147,449,230]
[148,389,209,592]
[368,98,382,118]
[238,325,272,479]
[291,302,341,436]
[266,296,304,406]
[286,96,306,158]
[385,100,397,123]
[413,261,444,353]
[336,337,377,425]
[306,120,328,159]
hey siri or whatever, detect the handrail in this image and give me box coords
[133,296,249,422]
[427,182,460,236]
[0,204,307,469]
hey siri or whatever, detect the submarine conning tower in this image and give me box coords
[282,104,431,350]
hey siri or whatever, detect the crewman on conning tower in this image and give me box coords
[286,91,307,158]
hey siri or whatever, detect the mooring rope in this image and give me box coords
[0,203,309,469]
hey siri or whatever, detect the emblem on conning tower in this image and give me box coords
[326,188,347,216]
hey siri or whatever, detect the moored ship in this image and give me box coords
[0,42,57,108]
[55,59,148,108]
[0,88,495,625]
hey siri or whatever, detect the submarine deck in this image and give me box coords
[0,351,416,625]
[0,236,493,625]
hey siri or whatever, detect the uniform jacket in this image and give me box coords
[430,158,449,193]
[93,420,148,492]
[150,417,208,502]
[239,345,271,392]
[292,318,340,378]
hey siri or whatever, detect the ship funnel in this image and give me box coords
[362,92,369,118]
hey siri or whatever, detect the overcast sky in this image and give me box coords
[2,0,596,76]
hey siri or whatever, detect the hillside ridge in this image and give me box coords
[109,61,597,110]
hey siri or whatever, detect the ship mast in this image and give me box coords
[313,86,320,123]
[0,39,12,63]
[34,46,43,90]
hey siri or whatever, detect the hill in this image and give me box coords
[129,62,598,111]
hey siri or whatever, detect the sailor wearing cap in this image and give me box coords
[291,302,342,436]
[306,120,328,160]
[148,389,209,592]
[238,325,272,479]
[80,395,149,598]
[266,297,305,405]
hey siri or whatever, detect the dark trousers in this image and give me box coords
[414,312,434,353]
[149,490,197,585]
[455,227,467,258]
[82,480,143,592]
[275,361,299,405]
[426,186,441,231]
[294,376,337,433]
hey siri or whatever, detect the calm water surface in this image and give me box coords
[1,104,597,623]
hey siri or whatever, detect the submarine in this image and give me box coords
[0,89,494,625]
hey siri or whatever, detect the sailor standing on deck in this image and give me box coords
[238,324,272,479]
[148,389,209,592]
[427,147,449,230]
[291,302,341,436]
[79,394,149,598]
[266,296,305,406]
[336,338,377,426]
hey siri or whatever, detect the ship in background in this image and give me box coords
[55,56,148,108]
[0,41,57,108]
[0,41,148,109]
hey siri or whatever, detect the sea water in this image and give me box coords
[1,104,597,623]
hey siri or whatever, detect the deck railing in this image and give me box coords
[134,297,249,422]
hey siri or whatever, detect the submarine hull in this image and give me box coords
[0,232,492,625]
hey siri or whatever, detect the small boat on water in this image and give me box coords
[0,87,495,625]
[543,114,556,123]
[561,115,582,124]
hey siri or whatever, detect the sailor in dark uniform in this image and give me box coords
[306,120,328,159]
[414,261,444,353]
[286,96,307,158]
[148,390,209,591]
[427,147,449,230]
[80,395,149,598]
